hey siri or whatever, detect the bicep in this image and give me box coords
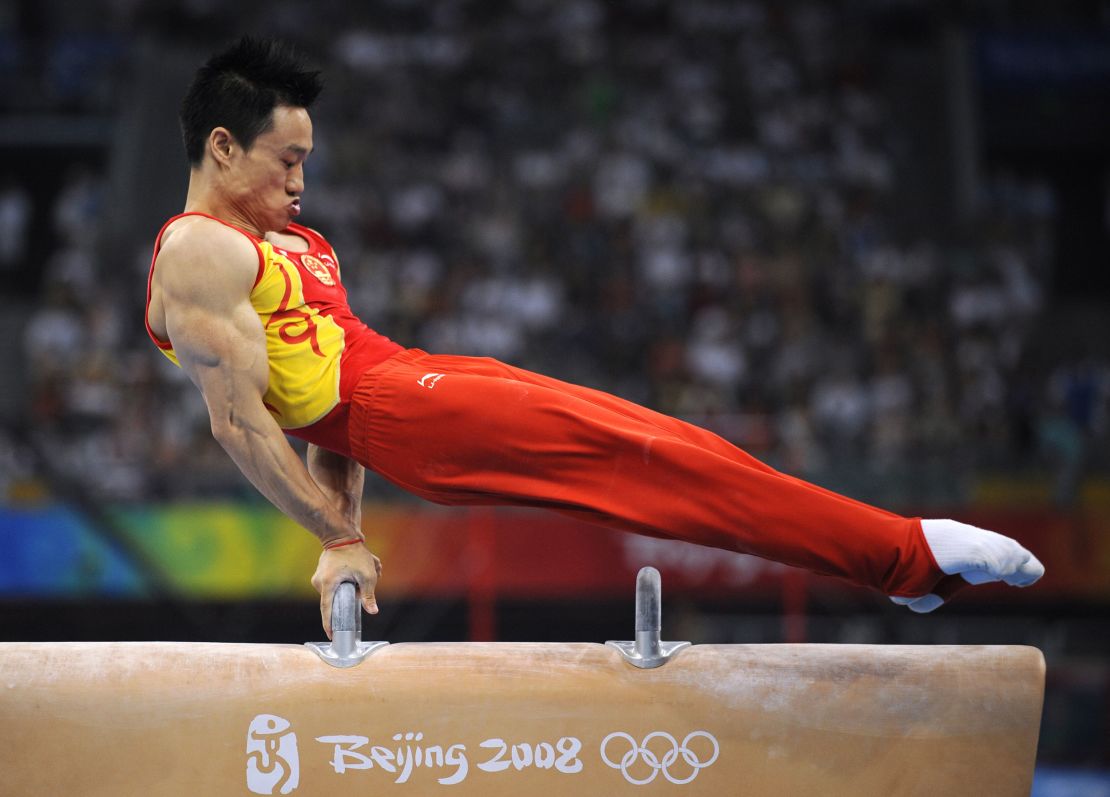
[158,232,269,412]
[166,293,265,384]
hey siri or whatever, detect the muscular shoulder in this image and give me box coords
[157,216,261,298]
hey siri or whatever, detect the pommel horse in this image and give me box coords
[0,568,1044,795]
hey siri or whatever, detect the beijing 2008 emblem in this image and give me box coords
[300,254,335,286]
[245,713,719,791]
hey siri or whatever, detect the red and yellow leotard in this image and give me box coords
[145,212,402,456]
[145,217,946,600]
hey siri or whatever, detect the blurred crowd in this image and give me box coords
[4,0,1109,503]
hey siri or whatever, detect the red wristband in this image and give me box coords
[323,536,364,551]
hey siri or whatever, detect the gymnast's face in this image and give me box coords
[213,105,313,234]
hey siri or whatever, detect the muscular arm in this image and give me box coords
[156,221,379,632]
[160,225,356,544]
[307,443,365,530]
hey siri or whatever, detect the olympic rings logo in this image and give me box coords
[600,731,720,785]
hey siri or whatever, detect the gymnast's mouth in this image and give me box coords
[289,198,301,216]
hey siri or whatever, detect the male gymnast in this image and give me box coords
[145,37,1043,636]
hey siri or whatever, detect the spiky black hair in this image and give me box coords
[179,36,322,166]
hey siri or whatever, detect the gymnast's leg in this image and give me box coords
[349,351,1043,606]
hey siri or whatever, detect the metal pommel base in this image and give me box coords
[605,566,690,669]
[305,581,389,668]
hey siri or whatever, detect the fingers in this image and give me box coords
[312,546,383,637]
[311,568,333,639]
[360,556,380,616]
[355,553,381,616]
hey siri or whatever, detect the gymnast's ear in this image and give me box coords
[207,127,237,167]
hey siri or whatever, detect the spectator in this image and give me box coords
[9,0,1079,506]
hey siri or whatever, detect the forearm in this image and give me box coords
[307,443,365,529]
[213,415,361,546]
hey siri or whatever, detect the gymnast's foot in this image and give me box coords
[890,518,1045,613]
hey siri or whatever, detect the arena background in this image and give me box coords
[0,0,1107,791]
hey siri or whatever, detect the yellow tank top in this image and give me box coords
[148,217,346,430]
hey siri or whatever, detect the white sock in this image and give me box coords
[889,593,945,613]
[920,518,1044,586]
[890,519,1045,613]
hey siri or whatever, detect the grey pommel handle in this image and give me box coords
[606,566,690,669]
[305,581,389,668]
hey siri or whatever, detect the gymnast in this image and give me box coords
[144,37,1043,636]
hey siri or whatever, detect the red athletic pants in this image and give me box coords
[348,349,944,598]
